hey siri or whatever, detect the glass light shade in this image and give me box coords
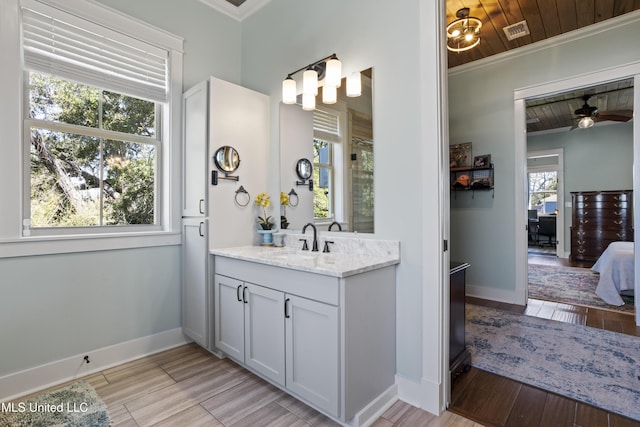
[322,85,337,104]
[303,69,318,96]
[578,116,595,129]
[302,91,315,110]
[282,77,297,104]
[346,72,361,97]
[325,58,342,87]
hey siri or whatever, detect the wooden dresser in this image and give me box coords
[570,190,633,261]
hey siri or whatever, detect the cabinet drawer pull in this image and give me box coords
[614,211,622,216]
[577,240,585,245]
[583,196,589,201]
[199,199,205,214]
[243,286,248,304]
[614,220,623,225]
[199,222,205,237]
[579,219,589,224]
[617,233,624,238]
[578,248,586,254]
[577,230,586,236]
[582,203,589,208]
[614,203,623,208]
[236,285,242,302]
[284,298,290,319]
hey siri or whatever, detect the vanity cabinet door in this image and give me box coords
[182,218,208,347]
[285,295,339,417]
[244,284,286,386]
[214,274,245,361]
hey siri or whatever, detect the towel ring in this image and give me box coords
[235,185,250,207]
[288,188,299,207]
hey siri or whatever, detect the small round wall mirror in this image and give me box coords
[213,146,240,173]
[296,158,312,180]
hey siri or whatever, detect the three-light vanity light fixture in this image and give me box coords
[282,53,361,111]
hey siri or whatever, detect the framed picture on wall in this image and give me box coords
[449,143,472,169]
[473,154,491,169]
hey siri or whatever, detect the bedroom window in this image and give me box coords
[20,1,177,236]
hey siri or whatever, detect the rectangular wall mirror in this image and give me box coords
[280,68,374,233]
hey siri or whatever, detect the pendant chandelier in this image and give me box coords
[446,8,482,52]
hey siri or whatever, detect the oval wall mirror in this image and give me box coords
[213,146,240,173]
[296,158,312,180]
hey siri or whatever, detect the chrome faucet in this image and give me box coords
[328,221,342,231]
[302,223,319,251]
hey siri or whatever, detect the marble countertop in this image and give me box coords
[211,246,400,278]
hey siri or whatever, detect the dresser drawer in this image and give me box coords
[573,192,631,203]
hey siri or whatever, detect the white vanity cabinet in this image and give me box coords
[214,274,286,386]
[213,254,395,423]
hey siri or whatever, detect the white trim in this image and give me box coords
[0,328,190,402]
[351,384,397,427]
[0,232,180,258]
[198,0,271,22]
[514,62,640,321]
[449,10,640,76]
[395,374,441,416]
[466,283,519,305]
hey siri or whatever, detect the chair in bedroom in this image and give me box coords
[537,215,556,247]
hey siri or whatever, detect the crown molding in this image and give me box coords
[199,0,270,21]
[448,9,640,76]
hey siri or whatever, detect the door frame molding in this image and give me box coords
[513,62,640,326]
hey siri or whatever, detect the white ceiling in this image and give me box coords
[199,0,271,21]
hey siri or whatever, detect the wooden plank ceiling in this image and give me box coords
[446,0,640,69]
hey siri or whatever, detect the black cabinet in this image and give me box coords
[450,262,471,382]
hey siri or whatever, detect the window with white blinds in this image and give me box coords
[313,108,341,143]
[21,3,169,102]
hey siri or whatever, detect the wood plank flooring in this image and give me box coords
[22,343,481,426]
[449,254,640,427]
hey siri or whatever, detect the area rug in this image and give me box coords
[466,304,640,421]
[0,381,110,427]
[528,263,635,314]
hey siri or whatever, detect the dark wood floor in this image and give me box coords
[449,253,640,427]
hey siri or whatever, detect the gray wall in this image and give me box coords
[0,0,241,378]
[528,123,633,253]
[449,15,640,298]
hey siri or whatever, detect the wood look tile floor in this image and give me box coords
[448,254,640,427]
[31,343,481,427]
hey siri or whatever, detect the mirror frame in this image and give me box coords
[213,146,241,173]
[296,158,313,180]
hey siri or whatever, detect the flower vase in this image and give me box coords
[257,229,275,246]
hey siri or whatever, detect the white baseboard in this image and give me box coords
[353,384,398,427]
[395,374,442,417]
[0,328,189,402]
[466,283,519,305]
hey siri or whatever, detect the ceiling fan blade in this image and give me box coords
[597,114,632,122]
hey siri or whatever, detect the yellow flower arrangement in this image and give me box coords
[280,192,290,229]
[255,192,274,230]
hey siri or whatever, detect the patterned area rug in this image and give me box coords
[0,381,110,427]
[467,304,640,421]
[528,263,635,314]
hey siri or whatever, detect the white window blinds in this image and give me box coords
[313,108,341,143]
[22,3,169,102]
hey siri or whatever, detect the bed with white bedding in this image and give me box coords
[591,241,635,306]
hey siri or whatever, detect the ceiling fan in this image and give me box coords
[572,95,633,129]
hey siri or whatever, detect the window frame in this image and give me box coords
[23,72,164,235]
[2,0,184,257]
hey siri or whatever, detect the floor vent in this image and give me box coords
[503,20,530,41]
